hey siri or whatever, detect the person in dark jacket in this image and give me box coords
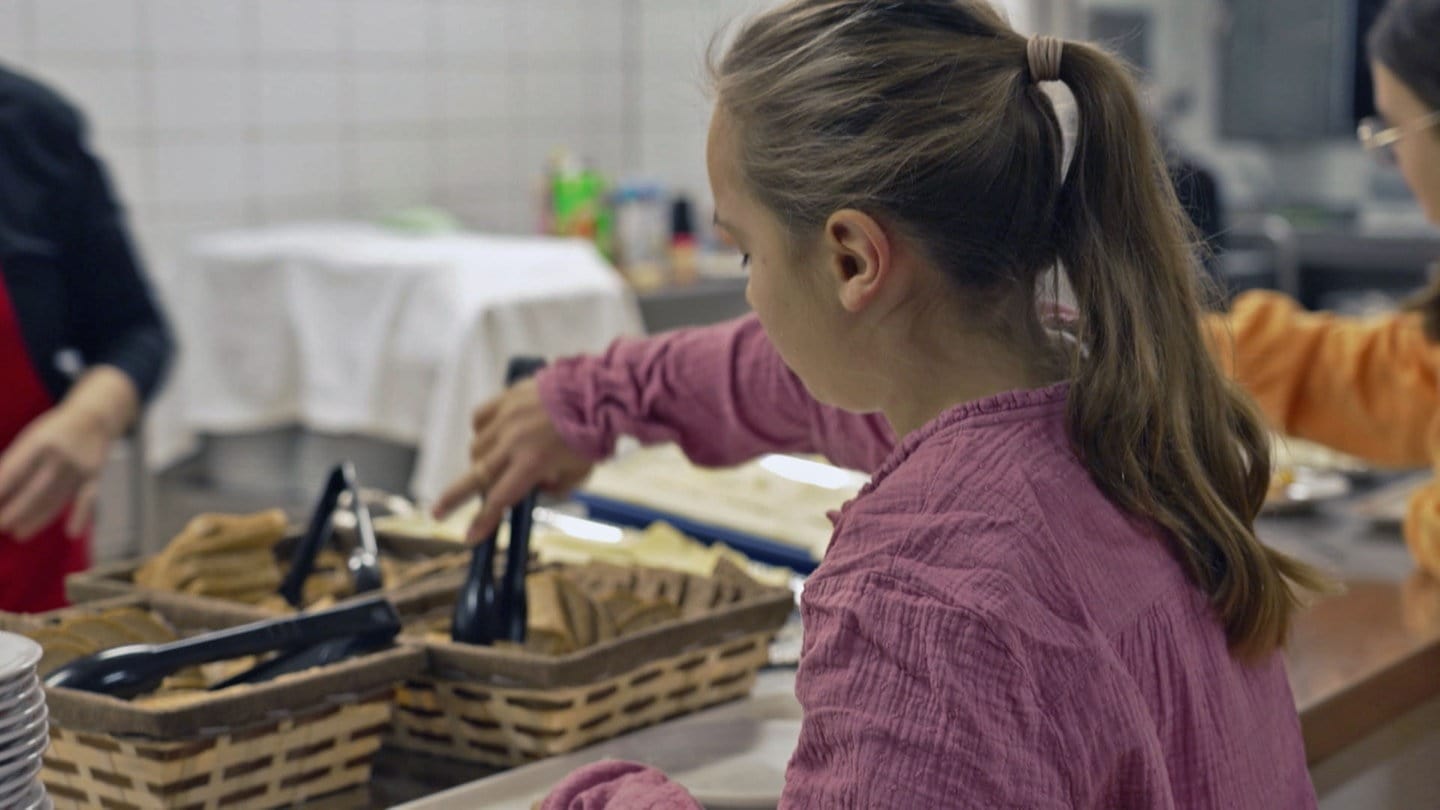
[0,64,173,612]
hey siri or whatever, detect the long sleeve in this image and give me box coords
[778,571,1073,809]
[540,382,1315,809]
[1406,482,1440,579]
[536,314,895,472]
[1205,290,1438,469]
[54,99,174,403]
[536,573,1075,810]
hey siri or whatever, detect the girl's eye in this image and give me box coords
[741,254,751,269]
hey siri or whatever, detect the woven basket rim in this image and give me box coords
[66,530,466,592]
[0,593,424,740]
[64,531,472,618]
[44,694,392,809]
[389,628,774,765]
[406,579,793,689]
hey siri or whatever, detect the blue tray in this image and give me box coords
[571,492,819,574]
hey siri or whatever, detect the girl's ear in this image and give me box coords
[824,209,892,313]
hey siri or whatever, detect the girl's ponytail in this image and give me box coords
[1054,41,1325,656]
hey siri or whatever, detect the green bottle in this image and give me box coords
[549,151,614,261]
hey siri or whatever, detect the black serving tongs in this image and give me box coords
[45,597,401,699]
[278,461,384,609]
[209,619,396,690]
[452,356,546,645]
[227,461,389,687]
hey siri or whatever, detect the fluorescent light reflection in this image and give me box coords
[535,508,626,544]
[758,455,865,490]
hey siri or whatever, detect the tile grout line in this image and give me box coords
[621,0,643,177]
[134,0,157,221]
[427,0,444,208]
[245,0,263,225]
[339,0,359,217]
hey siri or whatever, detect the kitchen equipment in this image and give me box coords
[450,530,500,644]
[279,461,384,608]
[44,597,400,698]
[211,628,397,690]
[348,474,385,594]
[452,356,547,645]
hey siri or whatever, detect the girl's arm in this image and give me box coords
[539,314,896,472]
[1206,291,1438,469]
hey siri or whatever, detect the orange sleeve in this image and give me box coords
[1406,480,1440,579]
[1205,291,1439,469]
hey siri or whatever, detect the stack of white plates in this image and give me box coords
[0,633,50,810]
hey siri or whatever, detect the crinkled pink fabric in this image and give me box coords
[537,315,1316,809]
[539,761,700,810]
[538,314,894,472]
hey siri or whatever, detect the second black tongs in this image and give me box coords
[452,356,546,645]
[278,461,384,609]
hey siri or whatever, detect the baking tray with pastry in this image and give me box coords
[573,446,869,573]
[0,594,423,809]
[574,494,823,573]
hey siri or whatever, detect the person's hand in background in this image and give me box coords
[434,378,594,543]
[0,366,137,540]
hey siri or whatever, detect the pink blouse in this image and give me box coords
[537,315,1315,809]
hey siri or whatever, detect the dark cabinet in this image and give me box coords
[1219,0,1383,140]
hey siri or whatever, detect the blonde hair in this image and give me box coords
[712,0,1324,657]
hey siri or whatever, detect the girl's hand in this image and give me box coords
[433,378,594,543]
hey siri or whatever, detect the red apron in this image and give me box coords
[0,270,89,612]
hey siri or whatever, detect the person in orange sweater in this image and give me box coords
[1210,0,1440,576]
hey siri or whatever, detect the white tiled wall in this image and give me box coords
[0,0,769,466]
[1,0,1043,467]
[2,0,1046,289]
[2,0,767,293]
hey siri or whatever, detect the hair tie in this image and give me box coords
[1027,35,1064,83]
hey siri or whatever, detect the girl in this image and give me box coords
[437,1,1321,806]
[1208,0,1440,578]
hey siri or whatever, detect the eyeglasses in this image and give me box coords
[1357,110,1440,166]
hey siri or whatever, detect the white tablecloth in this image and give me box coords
[171,223,643,500]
